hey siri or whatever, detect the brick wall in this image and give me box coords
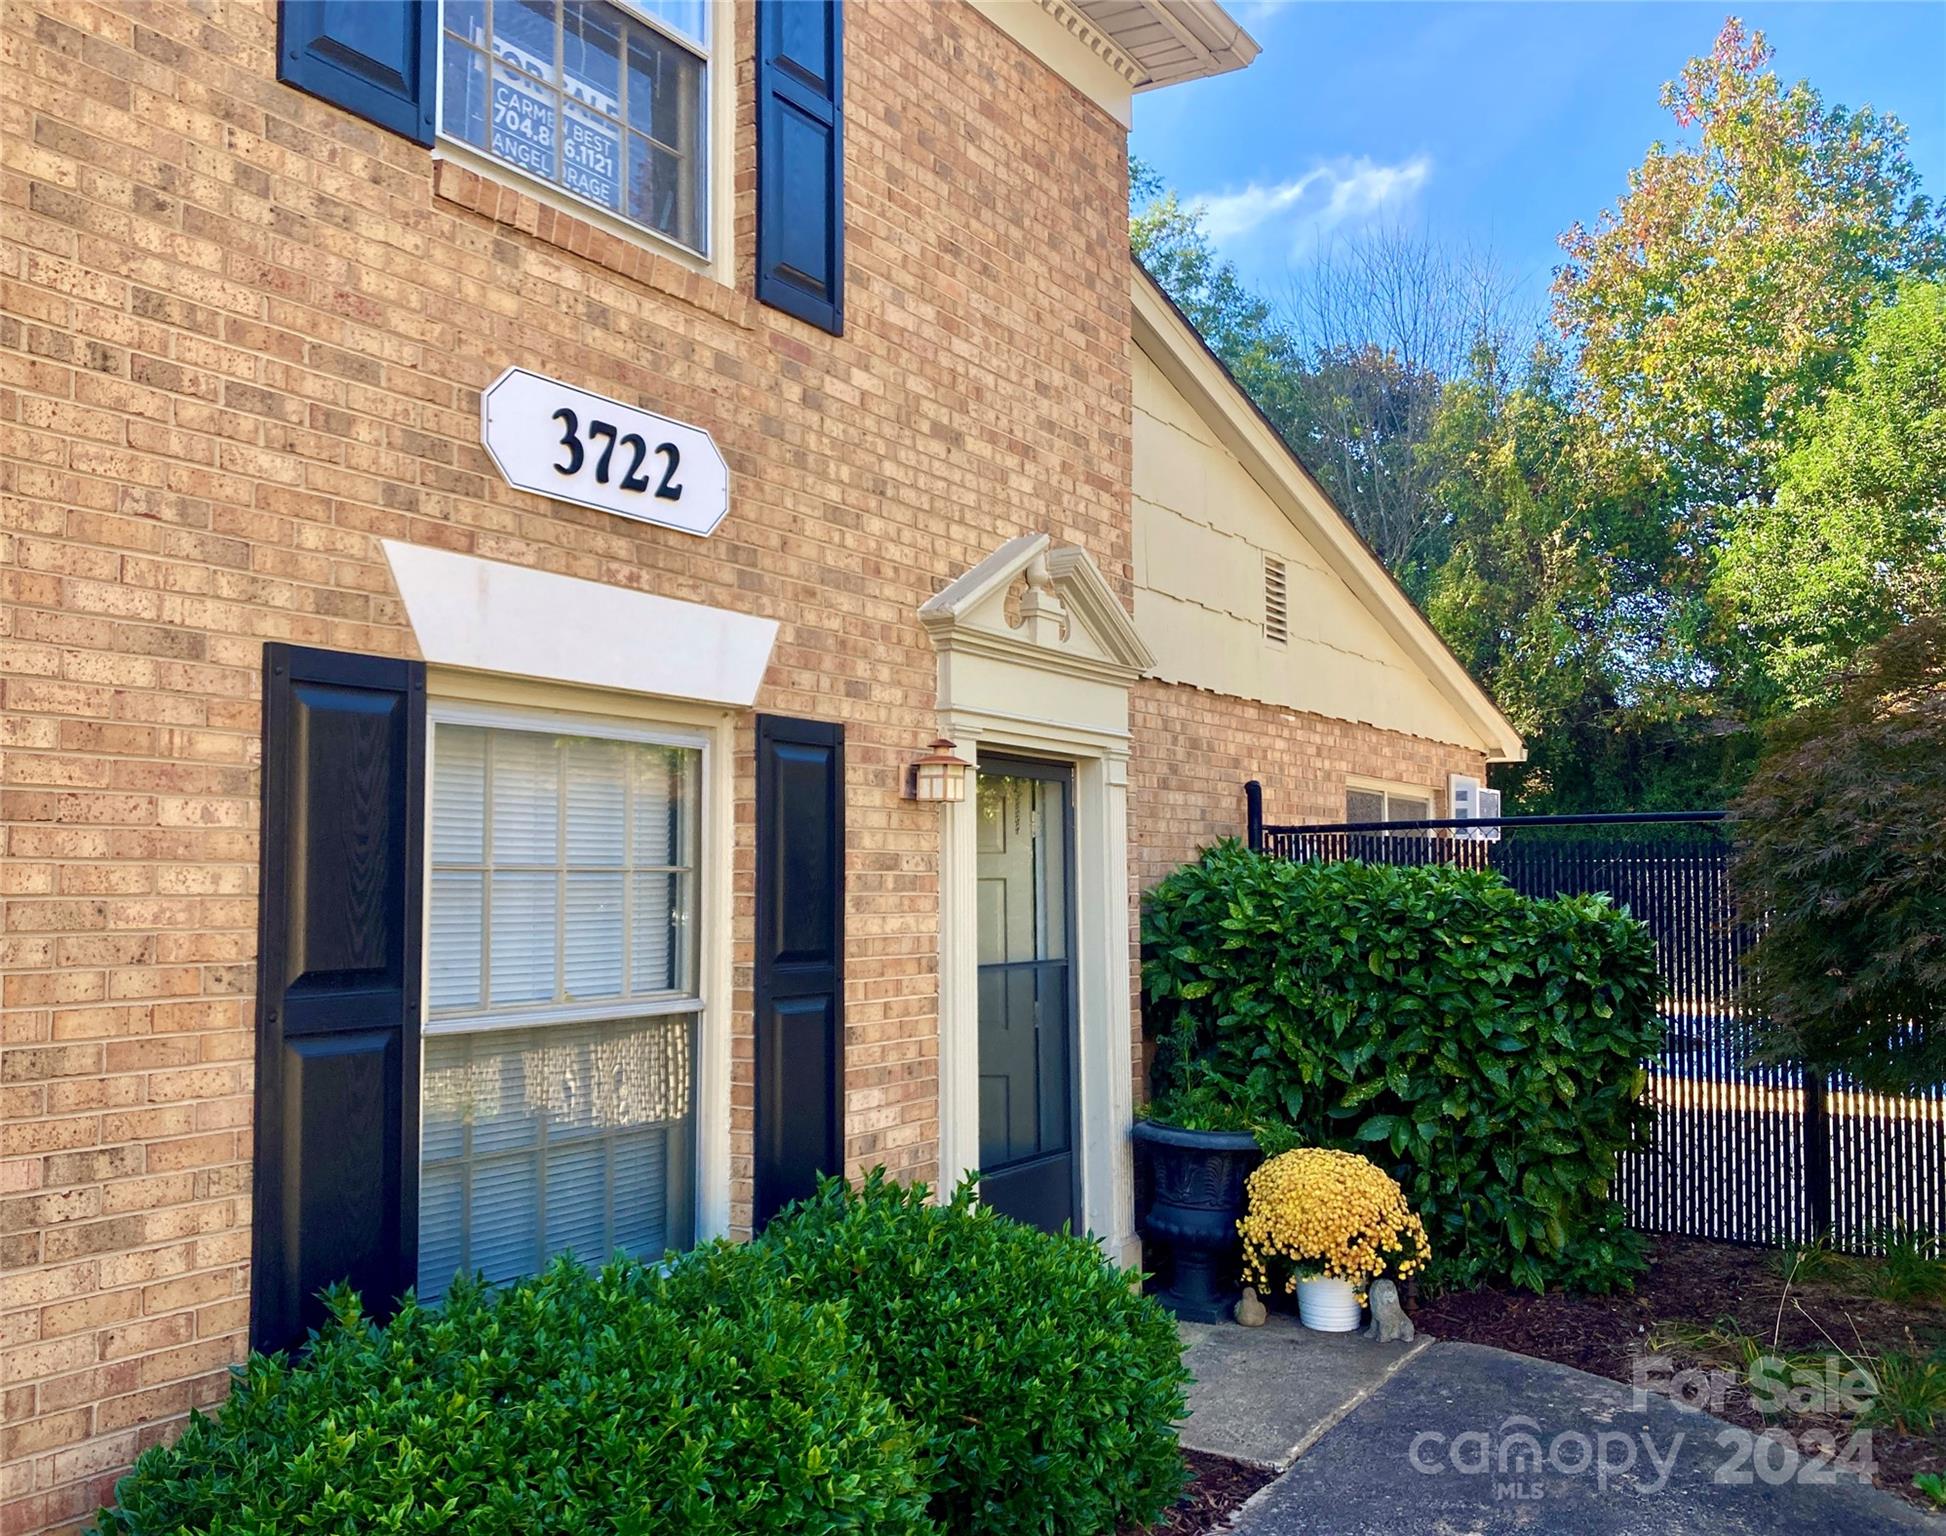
[1129,678,1488,888]
[0,2,1133,1528]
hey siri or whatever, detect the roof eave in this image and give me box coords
[1064,0,1261,90]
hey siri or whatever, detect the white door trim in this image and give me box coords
[922,535,1147,1266]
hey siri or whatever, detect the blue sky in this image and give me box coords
[1130,2,1946,314]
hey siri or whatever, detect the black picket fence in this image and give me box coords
[1245,782,1946,1252]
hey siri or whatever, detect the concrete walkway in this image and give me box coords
[1178,1313,1428,1469]
[1181,1330,1936,1535]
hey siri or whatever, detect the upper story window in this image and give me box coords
[439,0,710,254]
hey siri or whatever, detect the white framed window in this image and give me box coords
[418,705,707,1303]
[438,0,711,255]
[1346,784,1434,825]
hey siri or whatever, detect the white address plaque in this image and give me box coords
[481,367,729,538]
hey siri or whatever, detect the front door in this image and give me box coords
[976,756,1078,1234]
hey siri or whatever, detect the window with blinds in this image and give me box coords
[420,718,701,1303]
[1346,785,1434,829]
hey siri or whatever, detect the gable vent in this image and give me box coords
[1263,555,1289,646]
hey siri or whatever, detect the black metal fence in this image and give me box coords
[1245,783,1946,1251]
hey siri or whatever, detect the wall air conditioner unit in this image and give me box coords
[1448,775,1503,843]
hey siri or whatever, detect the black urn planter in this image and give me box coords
[1132,1119,1263,1323]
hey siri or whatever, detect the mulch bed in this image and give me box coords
[1126,1449,1277,1536]
[1413,1235,1946,1507]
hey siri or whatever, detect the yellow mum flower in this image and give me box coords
[1237,1148,1430,1294]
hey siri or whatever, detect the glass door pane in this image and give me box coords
[975,761,1076,1234]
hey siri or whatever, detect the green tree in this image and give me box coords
[1732,616,1946,1091]
[1554,18,1943,513]
[1416,345,1753,811]
[1714,279,1946,708]
[1130,161,1309,442]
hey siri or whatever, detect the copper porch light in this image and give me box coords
[905,738,972,803]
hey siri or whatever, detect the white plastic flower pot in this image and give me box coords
[1295,1276,1363,1332]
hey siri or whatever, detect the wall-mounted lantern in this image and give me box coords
[905,738,972,803]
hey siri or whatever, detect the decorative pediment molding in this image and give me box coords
[920,533,1155,685]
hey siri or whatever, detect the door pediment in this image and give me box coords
[919,533,1155,686]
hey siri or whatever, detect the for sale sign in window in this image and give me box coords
[562,104,621,210]
[491,60,556,182]
[439,0,704,250]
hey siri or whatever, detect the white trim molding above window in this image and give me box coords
[436,0,724,268]
[417,697,716,1303]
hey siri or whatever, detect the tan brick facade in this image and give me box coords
[0,3,1502,1530]
[1129,678,1487,891]
[1,2,1133,1526]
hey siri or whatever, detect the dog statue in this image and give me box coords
[1366,1279,1414,1343]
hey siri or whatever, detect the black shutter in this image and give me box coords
[251,645,425,1353]
[753,716,846,1229]
[279,0,436,147]
[756,0,845,335]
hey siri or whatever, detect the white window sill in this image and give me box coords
[432,141,733,292]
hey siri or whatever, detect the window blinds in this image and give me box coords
[418,1015,695,1303]
[420,719,701,1303]
[427,724,695,1018]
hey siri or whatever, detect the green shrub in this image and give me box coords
[1142,841,1663,1292]
[1732,614,1946,1092]
[94,1244,933,1536]
[758,1171,1189,1536]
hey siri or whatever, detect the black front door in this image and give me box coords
[976,756,1078,1234]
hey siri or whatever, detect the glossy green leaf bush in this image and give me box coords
[93,1243,933,1536]
[1143,841,1663,1292]
[757,1171,1190,1536]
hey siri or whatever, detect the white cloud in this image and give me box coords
[1227,0,1293,29]
[1191,155,1434,256]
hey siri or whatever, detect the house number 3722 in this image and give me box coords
[480,367,728,538]
[551,407,682,501]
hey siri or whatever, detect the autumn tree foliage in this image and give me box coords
[1554,19,1943,513]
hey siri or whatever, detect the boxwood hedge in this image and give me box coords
[95,1183,1193,1536]
[758,1171,1190,1536]
[1142,841,1663,1292]
[93,1243,933,1536]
